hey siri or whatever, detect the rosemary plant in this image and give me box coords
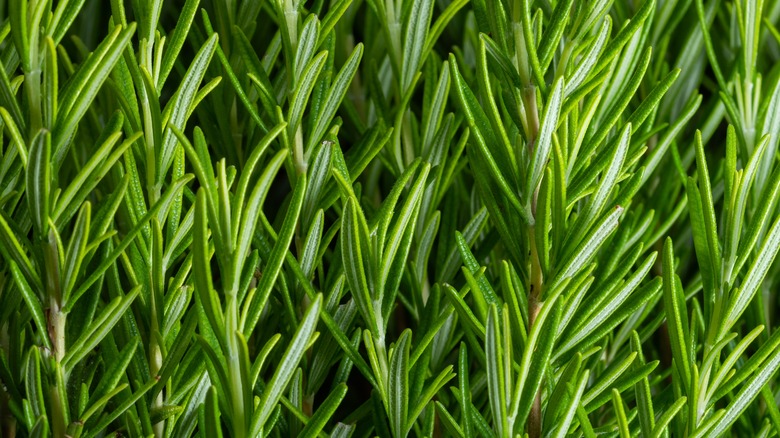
[0,0,779,436]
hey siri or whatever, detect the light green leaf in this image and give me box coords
[513,297,561,432]
[401,0,433,92]
[572,123,631,239]
[485,305,509,437]
[724,215,780,335]
[289,52,327,136]
[449,55,530,224]
[158,0,200,88]
[0,211,41,292]
[26,129,51,236]
[231,149,288,293]
[54,24,136,166]
[693,130,721,290]
[555,205,623,283]
[550,370,589,438]
[388,329,411,438]
[52,130,138,229]
[651,396,687,438]
[0,107,28,165]
[662,238,692,394]
[380,164,430,297]
[62,286,140,372]
[559,251,656,355]
[527,78,564,203]
[159,34,218,181]
[706,325,764,405]
[297,383,347,438]
[612,389,630,438]
[704,344,780,437]
[65,174,193,311]
[294,15,320,78]
[60,202,90,302]
[251,294,322,435]
[85,378,156,438]
[9,261,51,350]
[305,44,363,158]
[244,174,307,336]
[565,18,610,97]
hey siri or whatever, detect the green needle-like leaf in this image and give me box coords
[251,294,323,435]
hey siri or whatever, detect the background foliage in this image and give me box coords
[1,0,780,436]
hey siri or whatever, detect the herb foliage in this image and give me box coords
[1,0,780,436]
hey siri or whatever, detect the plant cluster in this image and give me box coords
[0,0,780,436]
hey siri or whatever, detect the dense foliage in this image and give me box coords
[1,0,780,436]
